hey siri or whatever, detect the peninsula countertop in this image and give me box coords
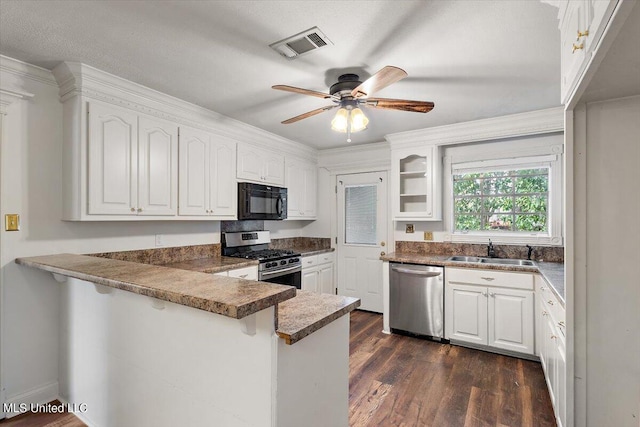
[381,252,565,305]
[15,254,294,319]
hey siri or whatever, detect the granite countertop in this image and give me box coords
[15,254,295,319]
[381,252,565,305]
[296,247,335,257]
[161,256,258,274]
[276,290,360,344]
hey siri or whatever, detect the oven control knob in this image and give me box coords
[293,258,299,262]
[265,262,272,268]
[280,260,287,265]
[289,258,295,263]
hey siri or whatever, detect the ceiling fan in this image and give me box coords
[272,66,434,142]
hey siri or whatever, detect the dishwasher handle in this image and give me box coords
[390,265,442,277]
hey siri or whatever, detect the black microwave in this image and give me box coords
[238,182,287,220]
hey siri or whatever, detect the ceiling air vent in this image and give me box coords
[269,26,333,59]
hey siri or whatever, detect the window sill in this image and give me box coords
[448,232,563,246]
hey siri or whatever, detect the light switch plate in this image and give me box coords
[405,224,414,233]
[5,214,20,231]
[423,231,433,241]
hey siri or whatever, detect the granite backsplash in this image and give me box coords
[270,237,331,252]
[395,241,564,263]
[91,243,221,265]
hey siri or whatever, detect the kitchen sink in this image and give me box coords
[480,258,535,266]
[446,256,535,266]
[447,256,482,263]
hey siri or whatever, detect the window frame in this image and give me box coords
[443,142,563,246]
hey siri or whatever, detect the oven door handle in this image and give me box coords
[261,265,301,278]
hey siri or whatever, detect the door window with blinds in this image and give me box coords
[344,185,377,245]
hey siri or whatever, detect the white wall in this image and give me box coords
[574,95,640,426]
[0,57,313,410]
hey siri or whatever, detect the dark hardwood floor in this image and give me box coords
[1,311,555,427]
[349,310,556,427]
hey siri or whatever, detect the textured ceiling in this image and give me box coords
[0,1,561,149]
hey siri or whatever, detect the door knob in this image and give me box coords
[380,251,386,256]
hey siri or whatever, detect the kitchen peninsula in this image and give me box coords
[15,253,359,427]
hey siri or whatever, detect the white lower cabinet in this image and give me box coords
[536,275,566,427]
[213,266,258,281]
[301,252,335,295]
[445,268,535,355]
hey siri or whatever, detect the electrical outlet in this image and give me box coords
[5,214,20,231]
[405,224,415,233]
[424,231,433,241]
[155,234,163,247]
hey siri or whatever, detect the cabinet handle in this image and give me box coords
[576,29,589,40]
[540,287,546,291]
[551,335,557,340]
[480,277,495,281]
[548,300,554,306]
[542,310,548,316]
[137,208,143,212]
[558,321,565,328]
[482,291,488,297]
[130,207,135,212]
[572,42,584,53]
[239,274,248,278]
[489,292,495,297]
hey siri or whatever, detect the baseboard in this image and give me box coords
[56,396,96,427]
[2,381,59,418]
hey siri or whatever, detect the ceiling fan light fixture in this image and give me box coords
[331,107,349,132]
[350,108,369,132]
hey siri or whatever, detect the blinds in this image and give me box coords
[345,185,377,245]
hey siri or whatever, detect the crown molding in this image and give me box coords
[51,61,316,159]
[385,107,564,149]
[0,87,34,114]
[0,55,58,87]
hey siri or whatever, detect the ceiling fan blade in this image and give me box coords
[281,105,337,124]
[365,98,435,113]
[351,66,408,98]
[272,85,333,99]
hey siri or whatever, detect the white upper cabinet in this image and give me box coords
[179,126,237,218]
[88,101,177,216]
[557,0,618,103]
[286,157,317,219]
[391,146,441,220]
[138,116,178,216]
[237,144,285,186]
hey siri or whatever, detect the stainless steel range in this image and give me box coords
[222,231,301,288]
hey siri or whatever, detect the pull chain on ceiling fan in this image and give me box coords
[273,66,435,142]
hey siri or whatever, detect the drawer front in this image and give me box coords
[447,267,534,290]
[213,271,228,277]
[317,252,335,265]
[228,266,258,281]
[302,255,318,269]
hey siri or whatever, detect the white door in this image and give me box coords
[209,138,236,217]
[337,172,387,312]
[488,288,534,354]
[88,101,138,215]
[445,283,487,345]
[318,263,334,295]
[178,127,209,216]
[137,116,177,216]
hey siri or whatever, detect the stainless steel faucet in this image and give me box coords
[487,239,496,258]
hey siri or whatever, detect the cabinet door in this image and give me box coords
[560,1,587,102]
[302,268,319,293]
[178,127,210,216]
[445,283,487,345]
[264,153,285,186]
[286,161,303,217]
[302,163,317,217]
[138,116,178,216]
[227,266,258,281]
[236,145,264,183]
[488,288,534,354]
[556,337,566,427]
[318,263,334,295]
[209,138,237,217]
[88,101,138,215]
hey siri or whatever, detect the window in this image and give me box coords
[453,168,549,233]
[344,185,377,245]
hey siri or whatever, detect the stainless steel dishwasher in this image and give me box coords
[389,263,444,340]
